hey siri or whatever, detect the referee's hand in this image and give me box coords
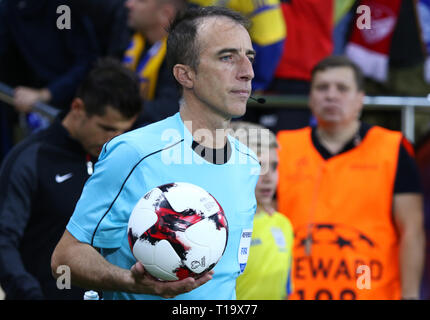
[130,261,213,298]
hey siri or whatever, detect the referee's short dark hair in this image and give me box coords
[311,55,365,92]
[166,6,250,72]
[76,58,142,119]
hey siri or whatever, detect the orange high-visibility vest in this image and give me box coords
[277,126,402,300]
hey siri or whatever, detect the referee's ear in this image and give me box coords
[173,64,194,89]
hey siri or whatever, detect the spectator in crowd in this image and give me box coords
[231,121,294,300]
[73,0,131,59]
[0,0,98,161]
[51,6,260,300]
[0,0,98,112]
[0,59,141,299]
[277,56,425,300]
[122,0,187,127]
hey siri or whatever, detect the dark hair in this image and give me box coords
[75,58,141,118]
[311,55,365,92]
[166,6,250,72]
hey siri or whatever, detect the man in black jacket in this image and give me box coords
[0,59,141,299]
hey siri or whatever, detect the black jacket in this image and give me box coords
[0,116,95,299]
[0,0,98,109]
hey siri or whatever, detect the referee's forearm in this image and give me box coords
[51,230,133,292]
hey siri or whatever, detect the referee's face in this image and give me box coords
[190,17,255,119]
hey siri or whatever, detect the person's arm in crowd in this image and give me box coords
[0,143,44,299]
[393,193,425,299]
[51,230,213,298]
[393,139,425,299]
[10,15,97,112]
[13,87,51,113]
[0,1,52,111]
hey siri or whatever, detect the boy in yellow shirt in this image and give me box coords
[231,121,294,300]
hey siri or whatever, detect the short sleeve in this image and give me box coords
[67,139,145,248]
[394,138,423,194]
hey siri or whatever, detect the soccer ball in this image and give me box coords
[127,182,228,281]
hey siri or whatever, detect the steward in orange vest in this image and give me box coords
[277,56,424,300]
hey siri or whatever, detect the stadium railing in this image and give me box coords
[248,94,430,143]
[2,81,430,143]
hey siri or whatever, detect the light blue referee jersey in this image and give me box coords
[67,112,260,300]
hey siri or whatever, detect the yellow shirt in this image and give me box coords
[236,210,294,300]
